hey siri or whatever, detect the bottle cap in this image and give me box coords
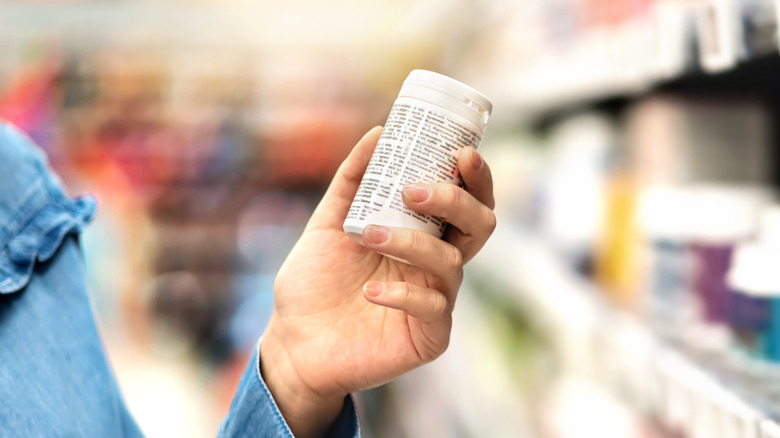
[686,185,773,244]
[759,205,780,246]
[400,69,493,131]
[637,185,697,241]
[727,242,780,296]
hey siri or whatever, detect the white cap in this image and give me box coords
[637,186,697,240]
[686,185,773,244]
[759,205,780,247]
[400,70,492,132]
[727,242,780,296]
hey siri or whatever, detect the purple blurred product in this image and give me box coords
[691,243,736,325]
[730,290,772,358]
[686,186,771,331]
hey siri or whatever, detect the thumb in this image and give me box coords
[307,126,383,230]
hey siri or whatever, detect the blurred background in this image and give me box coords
[4,0,780,437]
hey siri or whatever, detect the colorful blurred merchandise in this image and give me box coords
[0,24,389,434]
[0,49,60,149]
[5,0,780,437]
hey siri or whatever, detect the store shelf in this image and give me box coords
[471,222,780,438]
[474,0,780,126]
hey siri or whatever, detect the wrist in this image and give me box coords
[259,322,346,438]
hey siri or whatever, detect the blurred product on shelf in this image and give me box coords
[727,242,780,366]
[595,165,641,308]
[726,205,780,367]
[739,0,778,57]
[625,96,771,186]
[696,0,778,72]
[637,185,699,335]
[536,113,616,275]
[687,186,772,336]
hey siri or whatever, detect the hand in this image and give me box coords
[260,126,496,437]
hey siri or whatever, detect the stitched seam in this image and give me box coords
[0,196,92,294]
[0,182,49,259]
[254,337,295,438]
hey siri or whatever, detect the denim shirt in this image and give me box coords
[0,122,359,437]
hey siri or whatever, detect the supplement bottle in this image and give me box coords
[344,70,492,243]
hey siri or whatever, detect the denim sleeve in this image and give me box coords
[0,121,361,438]
[0,122,143,437]
[217,342,361,438]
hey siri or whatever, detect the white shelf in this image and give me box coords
[474,0,780,124]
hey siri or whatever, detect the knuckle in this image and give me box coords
[392,228,412,249]
[404,230,427,254]
[436,184,462,210]
[398,282,414,304]
[484,208,497,234]
[450,185,467,208]
[431,293,450,316]
[449,246,464,271]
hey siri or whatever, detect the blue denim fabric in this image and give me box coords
[218,344,360,438]
[0,122,360,437]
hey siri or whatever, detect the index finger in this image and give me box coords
[306,126,383,231]
[458,147,495,210]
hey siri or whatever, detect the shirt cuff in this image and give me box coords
[218,340,360,438]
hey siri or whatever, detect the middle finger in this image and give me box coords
[361,225,464,298]
[402,182,496,243]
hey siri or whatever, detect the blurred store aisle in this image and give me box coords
[0,1,494,437]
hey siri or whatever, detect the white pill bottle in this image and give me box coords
[344,69,492,243]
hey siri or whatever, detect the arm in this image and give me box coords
[0,122,143,437]
[229,126,496,437]
[0,120,494,437]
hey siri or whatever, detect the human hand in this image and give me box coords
[259,126,496,437]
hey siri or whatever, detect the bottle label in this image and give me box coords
[345,97,482,237]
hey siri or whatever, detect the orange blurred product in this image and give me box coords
[595,170,642,310]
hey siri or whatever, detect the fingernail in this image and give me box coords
[403,183,431,202]
[364,225,390,244]
[470,148,483,169]
[364,281,383,297]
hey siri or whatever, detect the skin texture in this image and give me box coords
[259,126,496,437]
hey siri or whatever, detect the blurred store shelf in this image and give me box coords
[5,1,780,437]
[470,223,780,438]
[467,0,780,126]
